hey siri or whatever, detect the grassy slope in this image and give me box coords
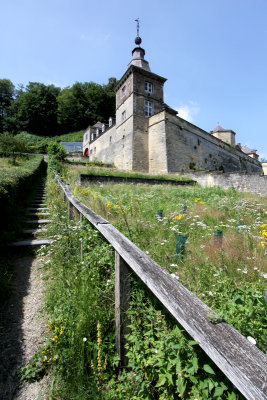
[66,165,267,353]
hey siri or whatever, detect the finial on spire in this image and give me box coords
[135,18,140,36]
[134,18,142,45]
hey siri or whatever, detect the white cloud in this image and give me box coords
[175,101,200,122]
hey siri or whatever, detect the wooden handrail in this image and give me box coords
[55,175,267,400]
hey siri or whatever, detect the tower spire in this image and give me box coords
[134,18,142,46]
[135,18,140,37]
[129,18,150,71]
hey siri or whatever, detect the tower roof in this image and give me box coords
[128,19,151,71]
[241,145,257,154]
[212,124,225,132]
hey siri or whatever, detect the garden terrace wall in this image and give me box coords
[189,171,267,196]
[78,174,196,186]
[55,174,267,400]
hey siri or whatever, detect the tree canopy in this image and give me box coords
[0,77,117,136]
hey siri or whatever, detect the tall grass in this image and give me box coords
[68,177,267,352]
[36,174,247,399]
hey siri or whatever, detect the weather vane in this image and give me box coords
[135,18,140,37]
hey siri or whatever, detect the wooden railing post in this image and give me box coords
[115,251,131,368]
[68,201,74,220]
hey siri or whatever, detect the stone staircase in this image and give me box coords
[9,183,51,247]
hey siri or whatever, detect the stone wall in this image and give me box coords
[148,112,168,174]
[149,110,262,174]
[188,171,267,196]
[262,162,267,175]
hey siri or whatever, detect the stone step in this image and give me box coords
[27,212,50,216]
[28,207,49,211]
[23,228,48,234]
[26,219,52,224]
[9,239,51,247]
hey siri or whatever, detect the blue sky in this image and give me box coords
[1,0,267,158]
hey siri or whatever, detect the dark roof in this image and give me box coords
[93,121,104,128]
[241,145,257,154]
[212,124,225,132]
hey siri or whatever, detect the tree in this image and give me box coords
[16,82,61,136]
[0,79,15,133]
[57,78,117,134]
[0,132,27,165]
[57,83,89,133]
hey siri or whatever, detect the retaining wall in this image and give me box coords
[189,171,267,196]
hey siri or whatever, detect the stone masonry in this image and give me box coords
[82,35,263,176]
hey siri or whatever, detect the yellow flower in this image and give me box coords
[199,201,205,205]
[173,214,184,221]
[260,224,266,229]
[194,198,201,203]
[259,242,265,247]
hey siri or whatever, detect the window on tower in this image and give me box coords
[121,85,126,98]
[145,81,153,94]
[144,100,154,117]
[122,110,126,122]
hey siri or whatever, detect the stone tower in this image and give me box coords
[115,34,167,171]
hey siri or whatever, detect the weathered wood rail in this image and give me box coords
[55,175,267,400]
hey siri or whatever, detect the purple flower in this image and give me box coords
[165,254,170,259]
[201,293,205,298]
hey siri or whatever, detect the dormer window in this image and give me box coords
[102,124,105,132]
[121,85,126,98]
[91,134,94,141]
[145,81,153,94]
[96,128,99,137]
[109,117,113,127]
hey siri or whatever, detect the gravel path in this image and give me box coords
[0,254,50,399]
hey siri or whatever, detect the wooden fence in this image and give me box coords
[55,174,267,400]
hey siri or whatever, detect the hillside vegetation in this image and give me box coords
[21,160,266,399]
[0,78,116,136]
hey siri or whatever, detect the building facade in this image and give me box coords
[83,36,262,175]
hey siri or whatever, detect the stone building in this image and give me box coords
[83,35,262,175]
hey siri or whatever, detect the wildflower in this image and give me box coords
[165,253,170,259]
[145,251,149,254]
[173,214,184,221]
[247,336,256,345]
[179,372,182,377]
[154,350,158,354]
[109,251,113,255]
[201,293,205,298]
[83,337,87,342]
